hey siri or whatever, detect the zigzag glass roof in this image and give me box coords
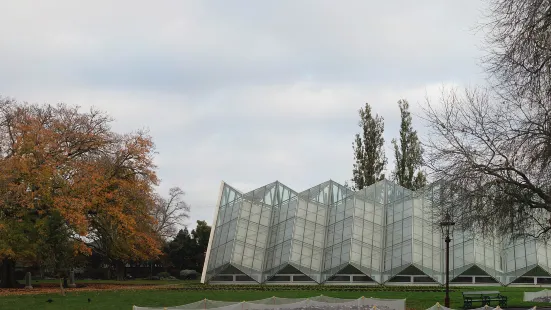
[201,180,551,285]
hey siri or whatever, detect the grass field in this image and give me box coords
[1,283,551,310]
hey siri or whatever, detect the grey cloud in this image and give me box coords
[1,0,484,94]
[0,0,489,226]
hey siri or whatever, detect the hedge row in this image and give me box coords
[172,284,466,292]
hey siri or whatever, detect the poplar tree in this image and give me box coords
[391,99,426,190]
[352,103,386,190]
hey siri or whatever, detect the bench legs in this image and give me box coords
[463,298,473,310]
[499,297,507,308]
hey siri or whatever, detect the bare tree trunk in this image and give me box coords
[0,259,18,288]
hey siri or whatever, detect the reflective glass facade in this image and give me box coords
[201,180,551,285]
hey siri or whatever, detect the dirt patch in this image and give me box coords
[0,283,178,296]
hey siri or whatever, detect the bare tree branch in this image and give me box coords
[423,86,551,239]
[152,187,190,239]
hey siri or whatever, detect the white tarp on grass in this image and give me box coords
[426,303,536,310]
[133,295,406,310]
[134,296,543,310]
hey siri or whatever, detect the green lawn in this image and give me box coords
[1,285,551,310]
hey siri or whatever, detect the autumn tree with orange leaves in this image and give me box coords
[84,132,162,280]
[0,98,162,287]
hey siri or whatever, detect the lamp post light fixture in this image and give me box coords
[440,213,455,308]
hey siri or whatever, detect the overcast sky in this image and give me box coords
[0,0,488,229]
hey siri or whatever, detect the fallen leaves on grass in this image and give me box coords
[0,283,181,296]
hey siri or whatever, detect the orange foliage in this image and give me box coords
[0,99,162,265]
[83,132,162,262]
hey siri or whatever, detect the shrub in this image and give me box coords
[157,272,170,278]
[166,284,472,292]
[179,269,198,280]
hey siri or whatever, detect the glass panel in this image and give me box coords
[206,181,521,284]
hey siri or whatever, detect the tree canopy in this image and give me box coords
[391,99,426,190]
[163,220,211,272]
[0,98,165,286]
[424,0,551,239]
[351,103,387,190]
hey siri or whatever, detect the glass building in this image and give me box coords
[201,180,551,285]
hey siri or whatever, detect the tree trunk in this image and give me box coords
[0,258,18,288]
[115,260,125,281]
[39,264,44,279]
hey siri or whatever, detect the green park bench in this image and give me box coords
[462,291,507,309]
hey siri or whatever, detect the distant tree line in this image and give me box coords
[161,221,211,273]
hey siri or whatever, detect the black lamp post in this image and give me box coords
[440,213,455,308]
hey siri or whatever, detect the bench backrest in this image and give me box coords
[462,291,500,296]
